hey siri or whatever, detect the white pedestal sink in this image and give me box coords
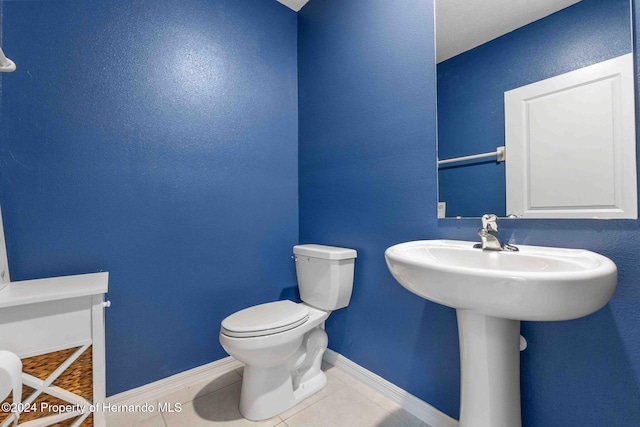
[385,240,617,427]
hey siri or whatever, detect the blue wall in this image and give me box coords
[0,0,298,395]
[300,0,640,426]
[297,0,463,418]
[437,0,631,217]
[1,0,640,425]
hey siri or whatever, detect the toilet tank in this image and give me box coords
[293,244,357,311]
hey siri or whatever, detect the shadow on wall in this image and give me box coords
[279,285,301,302]
[520,305,640,426]
[409,301,460,420]
[395,286,640,426]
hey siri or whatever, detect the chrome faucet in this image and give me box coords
[473,214,519,251]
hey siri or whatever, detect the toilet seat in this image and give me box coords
[221,300,309,338]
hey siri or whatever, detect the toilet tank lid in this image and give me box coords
[294,244,357,260]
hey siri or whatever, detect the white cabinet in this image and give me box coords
[0,273,108,427]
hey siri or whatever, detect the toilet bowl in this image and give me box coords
[219,244,357,421]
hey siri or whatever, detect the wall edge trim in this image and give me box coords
[106,351,458,427]
[323,349,459,427]
[106,356,243,405]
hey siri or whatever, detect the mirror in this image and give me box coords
[436,0,634,219]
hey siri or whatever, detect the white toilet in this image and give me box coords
[219,244,357,421]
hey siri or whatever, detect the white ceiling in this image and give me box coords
[436,0,582,63]
[275,0,582,64]
[277,0,309,12]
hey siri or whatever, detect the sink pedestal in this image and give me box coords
[457,310,521,427]
[386,240,618,427]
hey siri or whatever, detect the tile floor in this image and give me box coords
[106,362,432,427]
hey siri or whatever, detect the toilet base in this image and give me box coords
[239,328,328,421]
[239,366,327,420]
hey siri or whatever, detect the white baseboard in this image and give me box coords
[106,356,243,406]
[107,351,458,427]
[323,349,459,427]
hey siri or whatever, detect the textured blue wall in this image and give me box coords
[437,0,632,218]
[0,0,298,395]
[297,0,463,418]
[299,0,640,426]
[1,0,639,425]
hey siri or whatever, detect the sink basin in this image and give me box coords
[385,239,618,427]
[385,239,617,321]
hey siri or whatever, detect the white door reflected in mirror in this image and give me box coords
[505,54,637,219]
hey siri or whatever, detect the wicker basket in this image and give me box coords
[0,346,94,426]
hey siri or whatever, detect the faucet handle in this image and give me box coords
[481,213,499,232]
